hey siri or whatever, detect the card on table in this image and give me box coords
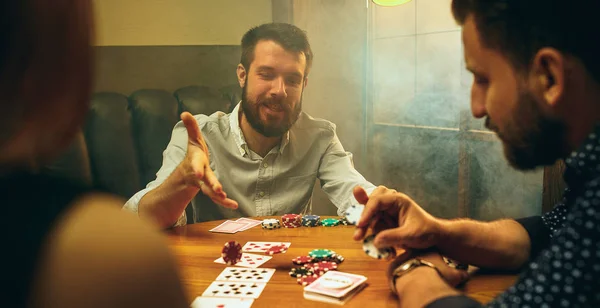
[209,220,251,233]
[235,218,262,231]
[241,241,291,253]
[215,267,276,283]
[214,253,272,268]
[304,271,367,299]
[202,281,267,299]
[190,297,254,308]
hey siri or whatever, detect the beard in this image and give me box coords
[241,81,303,138]
[486,89,568,171]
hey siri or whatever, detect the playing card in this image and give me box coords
[215,267,276,283]
[202,281,267,299]
[241,241,291,253]
[190,297,254,308]
[235,218,262,231]
[304,271,367,298]
[209,220,250,233]
[214,253,272,268]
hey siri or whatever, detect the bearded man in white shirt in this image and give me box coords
[124,23,375,228]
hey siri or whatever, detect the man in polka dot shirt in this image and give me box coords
[352,1,600,307]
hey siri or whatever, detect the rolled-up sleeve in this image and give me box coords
[317,126,376,216]
[122,120,193,227]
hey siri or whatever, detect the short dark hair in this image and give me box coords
[240,23,313,76]
[451,1,600,82]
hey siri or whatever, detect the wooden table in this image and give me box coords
[167,217,517,307]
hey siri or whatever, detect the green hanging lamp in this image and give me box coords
[372,0,413,6]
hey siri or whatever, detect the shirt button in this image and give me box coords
[263,162,268,168]
[259,191,265,197]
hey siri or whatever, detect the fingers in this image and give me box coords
[181,112,207,151]
[353,186,369,204]
[374,228,409,249]
[200,180,238,209]
[357,187,399,228]
[203,167,224,195]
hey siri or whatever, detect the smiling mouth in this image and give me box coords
[262,102,284,112]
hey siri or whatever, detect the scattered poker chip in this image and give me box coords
[330,253,345,264]
[311,261,338,272]
[297,274,320,286]
[338,217,350,226]
[321,218,340,227]
[362,234,396,260]
[309,249,334,259]
[289,267,314,278]
[265,244,288,255]
[344,204,364,225]
[292,255,314,265]
[261,218,281,229]
[221,241,242,265]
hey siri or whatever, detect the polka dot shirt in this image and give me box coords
[428,127,600,308]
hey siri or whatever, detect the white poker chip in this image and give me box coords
[362,234,396,260]
[344,204,364,225]
[263,218,279,224]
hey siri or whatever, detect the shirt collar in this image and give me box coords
[229,102,248,156]
[228,101,290,157]
[564,123,600,185]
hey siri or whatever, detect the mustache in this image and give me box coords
[485,117,498,132]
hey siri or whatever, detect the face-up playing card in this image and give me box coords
[209,220,251,233]
[241,241,291,253]
[304,271,367,298]
[214,253,272,268]
[202,281,267,299]
[215,267,276,283]
[235,218,262,231]
[190,297,254,308]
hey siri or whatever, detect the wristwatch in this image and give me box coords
[389,258,442,295]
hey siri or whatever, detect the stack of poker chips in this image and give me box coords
[301,214,321,227]
[281,214,302,228]
[261,218,281,230]
[321,218,340,227]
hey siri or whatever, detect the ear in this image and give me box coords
[236,64,247,88]
[531,48,565,108]
[303,77,308,89]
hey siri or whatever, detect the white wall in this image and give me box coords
[94,0,273,46]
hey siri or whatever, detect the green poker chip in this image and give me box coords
[309,249,334,259]
[321,218,339,227]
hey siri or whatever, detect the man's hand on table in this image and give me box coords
[180,112,238,209]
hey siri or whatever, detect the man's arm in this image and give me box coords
[436,218,532,270]
[124,113,237,229]
[437,200,565,270]
[123,122,196,228]
[317,127,376,215]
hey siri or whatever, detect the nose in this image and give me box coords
[470,86,487,119]
[270,77,287,99]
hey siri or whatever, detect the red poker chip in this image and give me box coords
[292,256,314,265]
[221,241,242,265]
[311,261,338,272]
[297,274,319,286]
[265,244,288,255]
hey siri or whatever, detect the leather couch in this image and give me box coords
[45,84,241,202]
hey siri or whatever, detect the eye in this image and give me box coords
[287,77,302,86]
[258,73,274,80]
[473,75,489,86]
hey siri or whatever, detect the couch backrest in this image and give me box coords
[45,84,240,199]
